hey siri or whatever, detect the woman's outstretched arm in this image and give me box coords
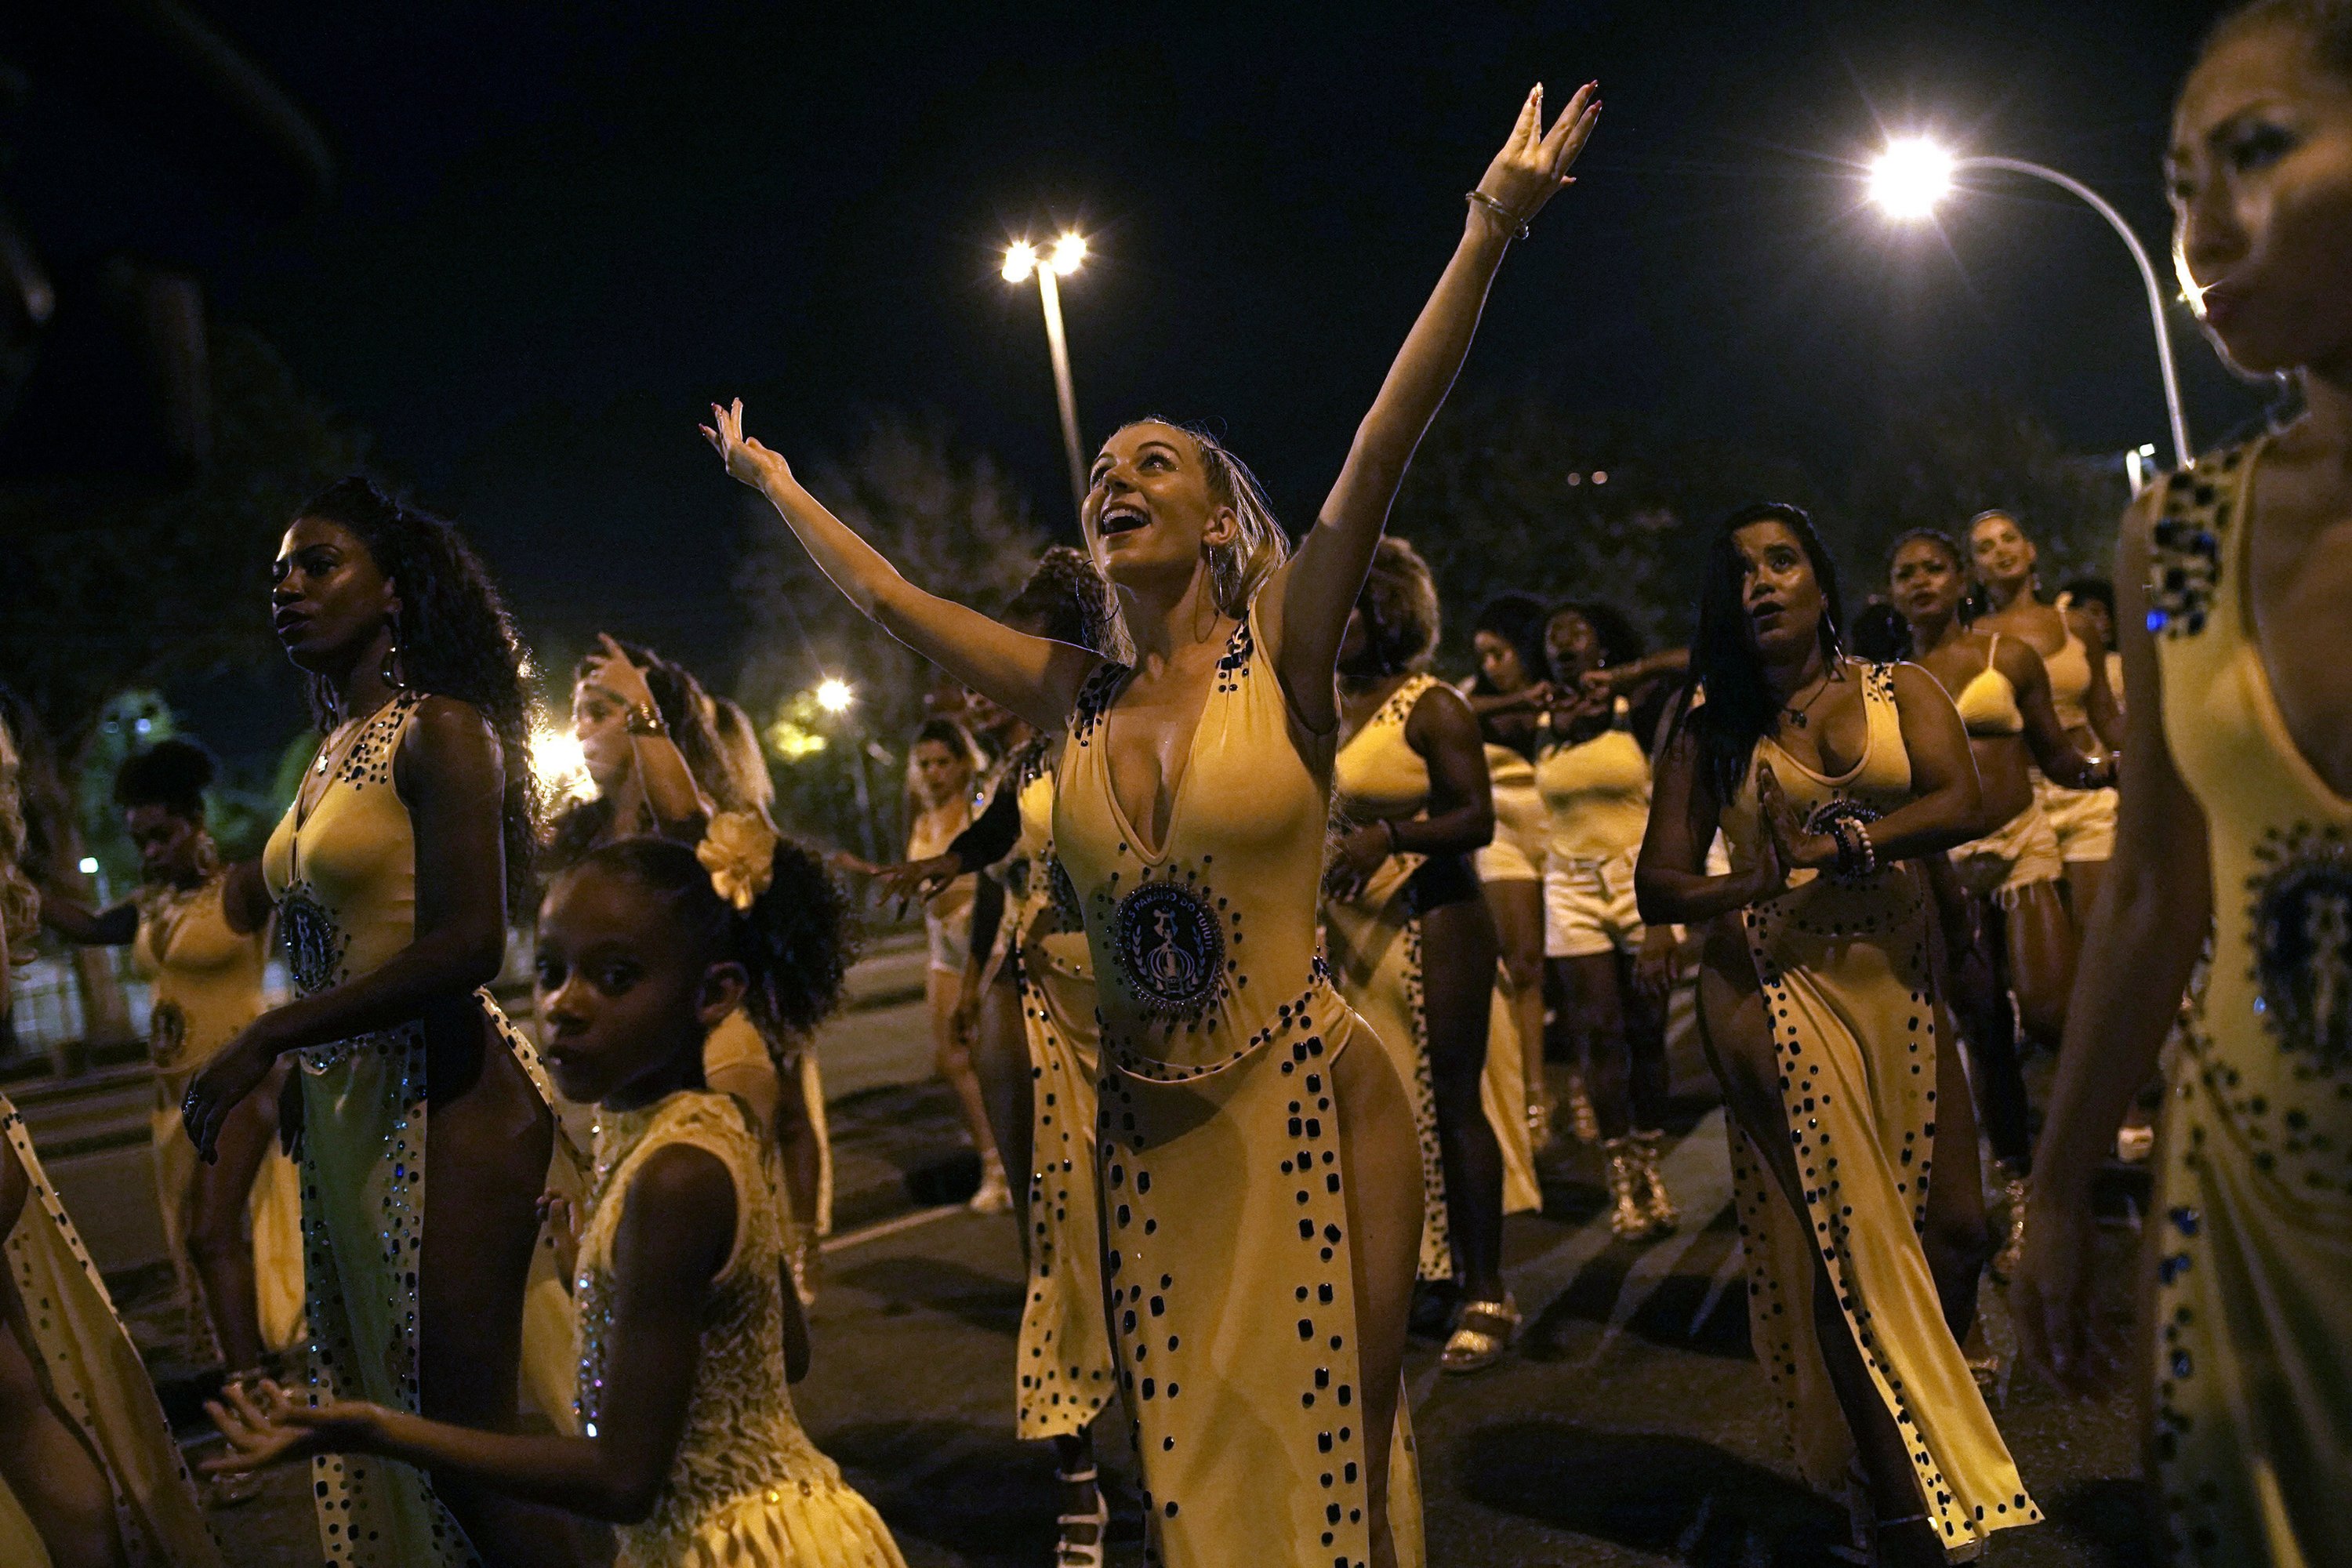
[2015,499,2211,1388]
[2002,637,2116,791]
[706,402,1098,734]
[1267,82,1601,728]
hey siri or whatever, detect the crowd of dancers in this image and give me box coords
[0,5,2346,1563]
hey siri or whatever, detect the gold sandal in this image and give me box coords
[1439,1294,1521,1375]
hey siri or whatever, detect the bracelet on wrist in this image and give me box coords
[1465,189,1530,240]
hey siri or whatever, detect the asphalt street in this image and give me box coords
[170,985,2159,1566]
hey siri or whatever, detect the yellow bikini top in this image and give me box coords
[2043,619,2094,731]
[1952,635,2024,738]
[1334,673,1441,823]
[263,691,423,996]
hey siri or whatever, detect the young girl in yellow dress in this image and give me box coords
[1324,539,1541,1375]
[2017,8,2352,1561]
[706,79,1599,1568]
[206,828,906,1568]
[1,713,223,1568]
[40,739,304,1393]
[1640,504,2037,1565]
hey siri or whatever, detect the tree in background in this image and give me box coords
[1842,390,2132,594]
[1388,386,1820,662]
[0,322,361,1054]
[735,410,1044,855]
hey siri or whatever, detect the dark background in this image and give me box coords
[2,0,2271,759]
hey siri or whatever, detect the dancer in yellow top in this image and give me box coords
[1326,539,1541,1374]
[704,77,1598,1568]
[2017,9,2352,1560]
[1640,503,2037,1564]
[2,710,223,1568]
[209,832,902,1568]
[177,477,581,1566]
[41,739,304,1397]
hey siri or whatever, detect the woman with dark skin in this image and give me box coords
[1537,604,1679,1238]
[1464,592,1570,1144]
[706,81,1597,1568]
[41,739,302,1410]
[2016,9,2352,1559]
[1325,537,1537,1374]
[205,834,907,1568]
[178,477,572,1566]
[1888,532,2112,1243]
[1639,505,2034,1565]
[1968,510,2123,925]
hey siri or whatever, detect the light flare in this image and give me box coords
[815,677,855,714]
[530,723,593,806]
[1051,233,1087,275]
[1869,137,1957,221]
[1002,241,1037,284]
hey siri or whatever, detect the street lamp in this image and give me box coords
[815,677,855,715]
[1868,136,2192,470]
[1004,231,1091,514]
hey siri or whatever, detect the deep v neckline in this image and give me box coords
[1098,621,1243,866]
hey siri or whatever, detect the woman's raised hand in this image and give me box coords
[583,633,658,713]
[702,398,791,490]
[1474,82,1602,231]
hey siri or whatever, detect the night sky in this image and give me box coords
[5,0,2272,758]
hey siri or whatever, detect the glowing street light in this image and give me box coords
[1867,136,2190,468]
[815,677,855,715]
[528,722,593,807]
[1004,230,1091,514]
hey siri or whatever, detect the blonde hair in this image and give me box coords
[1112,419,1292,623]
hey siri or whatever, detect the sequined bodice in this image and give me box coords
[1721,661,1915,884]
[577,1091,828,1550]
[1054,601,1344,1081]
[1011,758,1089,978]
[130,875,266,1077]
[2150,437,2352,1206]
[1333,674,1439,822]
[262,693,422,997]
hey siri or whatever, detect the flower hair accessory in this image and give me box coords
[697,811,779,912]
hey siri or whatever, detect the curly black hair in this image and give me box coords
[564,833,854,1042]
[1469,591,1551,697]
[1004,545,1118,655]
[297,477,543,908]
[1552,600,1646,673]
[115,738,217,820]
[545,638,731,870]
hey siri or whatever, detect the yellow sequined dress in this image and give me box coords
[2142,437,2352,1564]
[1000,754,1117,1439]
[577,1091,905,1568]
[1325,675,1540,1283]
[1054,601,1423,1568]
[129,874,305,1359]
[0,1095,223,1567]
[263,691,584,1565]
[1719,662,2038,1559]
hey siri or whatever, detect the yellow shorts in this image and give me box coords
[1479,777,1547,884]
[2034,775,2117,863]
[1951,801,2063,906]
[1544,850,1646,958]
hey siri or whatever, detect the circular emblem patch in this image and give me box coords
[1111,879,1225,1015]
[279,891,345,997]
[2252,837,2352,1066]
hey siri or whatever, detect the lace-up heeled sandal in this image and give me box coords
[1439,1293,1521,1375]
[1054,1465,1109,1567]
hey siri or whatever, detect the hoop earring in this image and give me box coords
[382,612,408,689]
[192,833,221,879]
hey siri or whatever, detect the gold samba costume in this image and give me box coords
[1475,742,1547,887]
[1719,663,2038,1559]
[263,691,585,1565]
[2034,616,2118,865]
[0,1097,224,1567]
[576,1091,904,1568]
[1944,638,2063,906]
[2141,438,2352,1565]
[129,874,305,1361]
[1055,603,1425,1568]
[996,751,1117,1439]
[1536,725,1653,960]
[1326,675,1540,1284]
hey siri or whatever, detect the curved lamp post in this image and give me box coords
[1004,233,1091,514]
[1869,137,2191,470]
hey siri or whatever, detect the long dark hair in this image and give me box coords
[546,639,731,869]
[1676,502,1846,804]
[1469,591,1552,696]
[298,477,541,908]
